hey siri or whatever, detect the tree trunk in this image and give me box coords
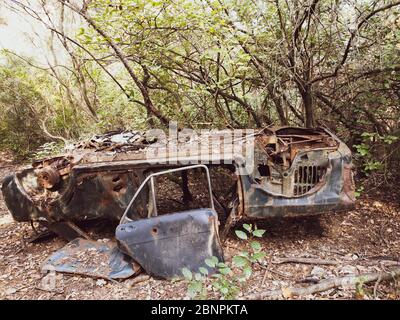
[266,85,288,126]
[299,84,314,128]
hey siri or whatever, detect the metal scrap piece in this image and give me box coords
[116,209,223,279]
[42,238,141,280]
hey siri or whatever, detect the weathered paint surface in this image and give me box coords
[1,126,355,230]
[1,126,355,280]
[42,238,141,279]
[237,141,355,218]
[116,209,223,279]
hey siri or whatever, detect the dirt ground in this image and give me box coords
[0,155,399,300]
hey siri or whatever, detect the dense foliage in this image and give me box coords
[0,0,399,183]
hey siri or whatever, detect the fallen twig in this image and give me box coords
[127,274,150,287]
[355,256,400,267]
[243,267,400,299]
[6,284,32,295]
[268,268,292,279]
[373,274,382,299]
[261,269,268,286]
[258,263,292,279]
[295,277,320,284]
[272,257,340,266]
[367,255,400,262]
[315,248,346,256]
[34,286,64,295]
[0,165,13,169]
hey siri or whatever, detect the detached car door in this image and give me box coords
[116,164,224,279]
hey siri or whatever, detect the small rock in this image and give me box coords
[0,214,13,226]
[339,265,357,275]
[96,279,107,287]
[5,288,17,295]
[373,201,383,208]
[310,266,326,278]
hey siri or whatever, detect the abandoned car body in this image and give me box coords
[1,126,355,278]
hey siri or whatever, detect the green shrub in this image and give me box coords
[182,224,266,299]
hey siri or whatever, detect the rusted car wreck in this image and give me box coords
[1,126,355,279]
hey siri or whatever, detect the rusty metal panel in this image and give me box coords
[42,238,141,280]
[1,173,39,222]
[116,209,223,279]
[1,126,356,228]
[238,153,355,218]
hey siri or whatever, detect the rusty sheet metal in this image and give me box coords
[2,173,39,222]
[42,238,141,280]
[116,209,223,279]
[237,151,355,218]
[1,126,355,233]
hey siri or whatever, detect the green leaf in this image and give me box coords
[127,89,135,101]
[252,229,266,238]
[250,241,262,251]
[182,267,192,280]
[354,144,369,157]
[235,230,248,240]
[383,135,398,144]
[77,27,85,36]
[199,267,209,275]
[205,256,218,268]
[243,223,252,233]
[242,266,252,278]
[355,186,364,198]
[232,255,248,268]
[252,252,266,262]
[205,258,215,268]
[194,273,202,281]
[219,267,232,275]
[213,282,221,290]
[188,281,202,297]
[83,34,92,43]
[220,287,229,295]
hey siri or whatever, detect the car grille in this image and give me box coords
[294,165,326,196]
